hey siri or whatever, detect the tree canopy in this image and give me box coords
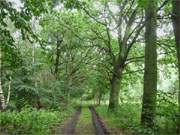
[0,0,180,135]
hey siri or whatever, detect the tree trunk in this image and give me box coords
[54,35,62,79]
[0,47,6,110]
[98,91,102,105]
[141,0,157,128]
[6,77,12,106]
[172,0,180,133]
[108,65,123,112]
[0,81,6,110]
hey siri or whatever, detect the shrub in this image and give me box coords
[0,108,68,135]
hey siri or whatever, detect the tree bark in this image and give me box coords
[108,60,124,111]
[6,77,12,106]
[97,91,102,105]
[108,72,121,111]
[172,0,180,133]
[0,81,6,110]
[0,47,6,110]
[141,0,157,128]
[54,35,62,79]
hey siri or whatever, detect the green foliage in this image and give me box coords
[0,108,58,135]
[138,0,148,8]
[155,91,178,135]
[0,0,179,134]
[96,98,178,135]
[0,0,46,47]
[96,104,140,129]
[0,107,74,135]
[97,105,153,135]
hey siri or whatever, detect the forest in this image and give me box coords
[0,0,180,135]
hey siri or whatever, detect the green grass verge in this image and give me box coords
[0,107,74,135]
[96,104,177,135]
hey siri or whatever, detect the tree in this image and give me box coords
[172,0,180,133]
[54,33,63,79]
[0,0,48,110]
[77,0,145,111]
[141,0,157,128]
[0,47,6,110]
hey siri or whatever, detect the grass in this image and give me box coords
[0,106,74,135]
[75,107,95,135]
[96,104,141,128]
[96,103,177,135]
[96,104,143,135]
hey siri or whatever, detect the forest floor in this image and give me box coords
[59,106,122,135]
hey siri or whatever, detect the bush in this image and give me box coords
[96,99,178,135]
[0,107,71,135]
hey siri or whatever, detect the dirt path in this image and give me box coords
[61,107,82,135]
[75,107,95,135]
[89,106,109,135]
[60,106,109,135]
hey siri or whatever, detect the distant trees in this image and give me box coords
[39,11,97,99]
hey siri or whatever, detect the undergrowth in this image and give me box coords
[96,101,177,135]
[0,106,74,135]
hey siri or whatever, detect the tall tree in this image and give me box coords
[0,47,6,110]
[172,0,180,133]
[79,0,145,111]
[141,0,157,127]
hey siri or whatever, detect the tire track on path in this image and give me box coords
[61,106,81,135]
[89,106,110,135]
